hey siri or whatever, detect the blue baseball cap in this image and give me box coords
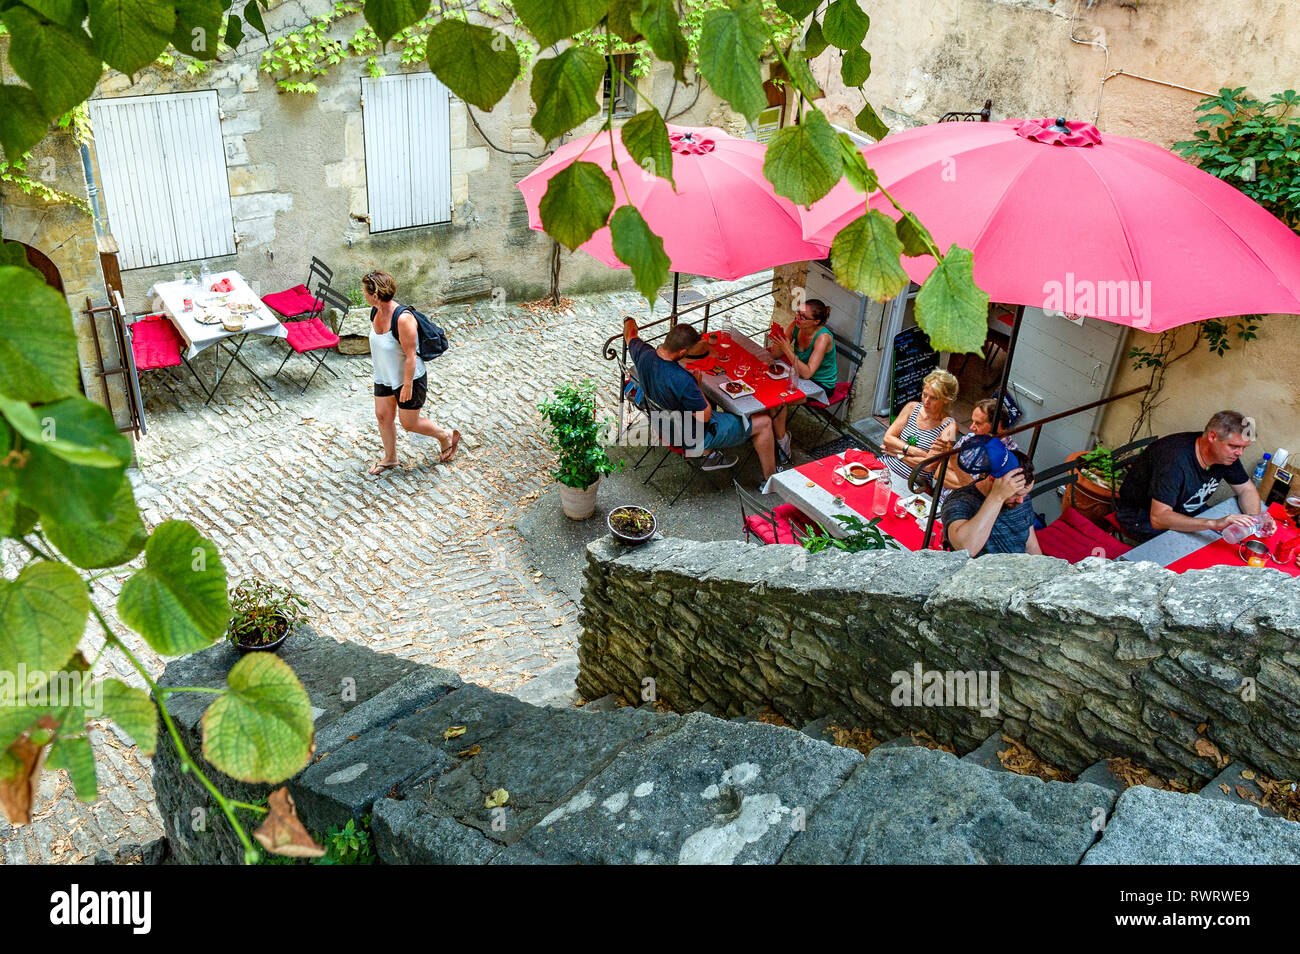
[957,435,1020,479]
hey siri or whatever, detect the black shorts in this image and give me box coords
[374,375,427,410]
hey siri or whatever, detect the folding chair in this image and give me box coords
[639,393,723,505]
[617,359,658,473]
[789,330,866,447]
[261,256,333,320]
[123,312,211,407]
[273,282,344,392]
[734,480,817,544]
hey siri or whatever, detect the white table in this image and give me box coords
[150,270,286,401]
[695,328,828,417]
[765,454,934,541]
[1120,497,1243,567]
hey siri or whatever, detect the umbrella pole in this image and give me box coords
[990,304,1024,436]
[669,272,680,326]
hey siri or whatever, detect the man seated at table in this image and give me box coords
[623,316,777,481]
[942,435,1042,557]
[1116,410,1273,542]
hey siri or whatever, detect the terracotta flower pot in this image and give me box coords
[559,479,600,520]
[1063,451,1121,523]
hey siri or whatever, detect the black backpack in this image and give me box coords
[375,304,449,360]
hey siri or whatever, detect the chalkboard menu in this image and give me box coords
[890,326,939,418]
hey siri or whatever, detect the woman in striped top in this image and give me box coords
[882,369,959,496]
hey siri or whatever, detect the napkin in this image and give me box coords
[843,448,884,470]
[210,278,233,293]
[769,321,787,340]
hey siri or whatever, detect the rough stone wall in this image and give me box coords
[81,1,743,318]
[578,536,1300,784]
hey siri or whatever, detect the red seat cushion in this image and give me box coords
[284,317,340,353]
[807,381,851,410]
[131,315,183,371]
[745,503,813,544]
[1038,507,1132,562]
[262,284,321,318]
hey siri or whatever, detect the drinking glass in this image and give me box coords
[872,476,890,516]
[1286,495,1300,524]
[832,471,846,491]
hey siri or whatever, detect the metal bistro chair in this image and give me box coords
[1093,435,1159,541]
[273,282,345,392]
[639,392,723,505]
[788,329,867,447]
[734,479,817,545]
[617,357,658,472]
[121,309,211,410]
[1029,462,1134,562]
[261,256,333,321]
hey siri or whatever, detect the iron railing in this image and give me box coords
[939,99,993,123]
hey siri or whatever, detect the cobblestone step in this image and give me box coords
[1076,760,1128,797]
[959,732,1010,773]
[1198,761,1279,817]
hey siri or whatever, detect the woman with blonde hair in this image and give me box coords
[363,270,460,475]
[882,368,958,495]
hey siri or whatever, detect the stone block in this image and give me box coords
[220,110,262,135]
[231,192,293,220]
[227,164,277,195]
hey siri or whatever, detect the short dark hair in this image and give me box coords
[804,298,828,323]
[1012,449,1035,484]
[663,324,702,353]
[1205,410,1248,439]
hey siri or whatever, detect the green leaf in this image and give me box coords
[776,0,820,18]
[822,0,869,50]
[763,110,842,205]
[606,0,640,42]
[619,108,673,187]
[837,132,876,193]
[609,206,670,301]
[697,4,768,122]
[0,561,90,677]
[915,245,990,354]
[530,46,606,142]
[801,19,827,58]
[2,9,103,117]
[0,266,81,402]
[118,521,230,656]
[426,20,519,111]
[637,0,687,83]
[830,210,910,301]
[782,47,822,101]
[0,397,128,468]
[47,735,96,800]
[538,160,614,250]
[855,99,889,140]
[223,10,243,49]
[43,476,146,569]
[23,0,90,28]
[11,398,131,526]
[840,46,871,87]
[99,679,157,756]
[171,0,224,60]
[363,0,428,45]
[895,211,933,258]
[87,0,175,75]
[242,0,264,36]
[512,0,609,49]
[0,85,53,161]
[201,653,313,784]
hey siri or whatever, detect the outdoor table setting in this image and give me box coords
[764,448,942,549]
[1121,499,1300,576]
[684,327,827,418]
[150,269,287,403]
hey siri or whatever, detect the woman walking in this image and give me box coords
[881,368,958,496]
[364,270,460,475]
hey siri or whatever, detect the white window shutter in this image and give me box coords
[362,72,452,232]
[88,91,236,270]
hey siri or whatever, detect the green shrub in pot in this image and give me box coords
[538,381,623,519]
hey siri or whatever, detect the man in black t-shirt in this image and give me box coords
[1116,410,1272,542]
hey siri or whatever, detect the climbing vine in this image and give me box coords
[0,106,93,214]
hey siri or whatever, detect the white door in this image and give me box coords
[362,72,452,232]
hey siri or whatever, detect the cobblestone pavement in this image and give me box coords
[1,279,776,863]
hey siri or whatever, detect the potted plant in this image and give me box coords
[538,381,623,520]
[607,505,657,545]
[1063,445,1127,521]
[227,579,308,654]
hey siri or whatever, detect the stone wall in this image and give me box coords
[578,537,1300,784]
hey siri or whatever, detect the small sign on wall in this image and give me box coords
[755,106,782,144]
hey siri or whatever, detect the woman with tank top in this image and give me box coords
[364,270,460,475]
[881,369,958,496]
[769,297,838,462]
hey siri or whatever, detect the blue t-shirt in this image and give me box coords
[629,338,706,414]
[941,483,1036,555]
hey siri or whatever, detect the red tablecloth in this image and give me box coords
[796,454,941,551]
[1167,503,1300,576]
[687,334,806,412]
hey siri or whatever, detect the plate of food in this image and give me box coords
[226,300,259,314]
[894,494,932,523]
[765,361,790,380]
[721,379,755,398]
[835,462,883,485]
[193,309,225,325]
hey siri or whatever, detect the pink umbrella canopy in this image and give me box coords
[800,118,1300,333]
[518,124,828,281]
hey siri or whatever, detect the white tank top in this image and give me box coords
[370,306,426,387]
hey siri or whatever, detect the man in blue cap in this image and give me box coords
[941,435,1041,556]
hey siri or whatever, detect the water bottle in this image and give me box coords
[198,259,211,287]
[1221,517,1258,545]
[1253,453,1271,484]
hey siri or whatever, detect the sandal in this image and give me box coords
[439,429,461,463]
[368,459,399,475]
